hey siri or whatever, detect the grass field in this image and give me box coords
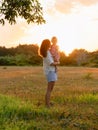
[0,66,98,130]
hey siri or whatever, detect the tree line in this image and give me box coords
[0,44,98,67]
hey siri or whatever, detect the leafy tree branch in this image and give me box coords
[0,0,46,25]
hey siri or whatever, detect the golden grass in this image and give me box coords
[0,66,98,102]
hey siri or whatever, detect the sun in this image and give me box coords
[58,37,76,55]
[44,15,79,56]
[54,24,78,55]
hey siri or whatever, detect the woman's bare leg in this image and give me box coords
[45,81,55,107]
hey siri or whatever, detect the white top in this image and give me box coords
[43,50,55,75]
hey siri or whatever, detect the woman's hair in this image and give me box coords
[39,39,51,57]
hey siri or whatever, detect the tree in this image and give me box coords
[59,51,67,66]
[88,50,98,67]
[0,0,45,25]
[69,49,89,66]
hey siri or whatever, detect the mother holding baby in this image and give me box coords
[39,37,60,108]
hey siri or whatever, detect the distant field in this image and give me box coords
[0,66,98,130]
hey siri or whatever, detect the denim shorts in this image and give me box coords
[46,71,57,82]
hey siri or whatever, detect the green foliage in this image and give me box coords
[0,45,98,66]
[88,50,98,67]
[0,44,42,66]
[0,0,45,25]
[0,54,42,66]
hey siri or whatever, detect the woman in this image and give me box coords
[39,39,59,108]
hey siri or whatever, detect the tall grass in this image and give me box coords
[0,66,98,130]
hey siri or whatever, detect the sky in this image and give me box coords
[0,0,98,55]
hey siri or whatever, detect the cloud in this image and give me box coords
[93,18,98,21]
[54,0,98,14]
[55,0,74,14]
[77,0,98,6]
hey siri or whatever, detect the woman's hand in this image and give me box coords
[50,61,60,66]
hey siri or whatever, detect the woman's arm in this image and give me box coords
[47,50,60,66]
[50,61,60,66]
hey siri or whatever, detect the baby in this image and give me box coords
[50,36,60,71]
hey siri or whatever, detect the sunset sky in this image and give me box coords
[0,0,98,55]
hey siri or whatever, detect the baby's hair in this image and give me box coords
[51,36,57,43]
